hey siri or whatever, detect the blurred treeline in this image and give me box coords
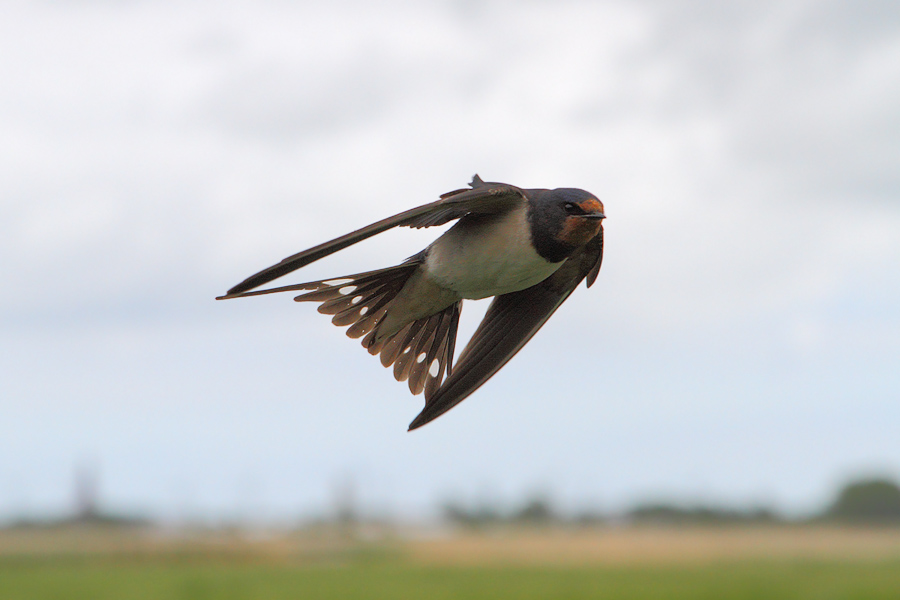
[442,478,900,528]
[4,477,900,531]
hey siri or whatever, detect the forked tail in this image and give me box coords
[218,263,461,401]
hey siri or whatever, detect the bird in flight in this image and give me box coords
[217,175,605,430]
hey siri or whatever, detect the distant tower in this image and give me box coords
[334,475,357,526]
[75,463,99,521]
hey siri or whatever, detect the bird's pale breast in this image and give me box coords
[424,204,561,299]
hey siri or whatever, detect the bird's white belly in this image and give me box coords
[424,205,561,300]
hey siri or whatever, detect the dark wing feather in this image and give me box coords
[407,228,604,430]
[585,225,604,288]
[218,176,525,298]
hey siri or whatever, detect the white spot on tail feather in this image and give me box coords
[359,306,368,316]
[339,286,357,295]
[429,359,440,377]
[323,278,354,286]
[416,353,426,363]
[351,296,363,304]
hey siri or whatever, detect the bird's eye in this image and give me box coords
[564,202,581,215]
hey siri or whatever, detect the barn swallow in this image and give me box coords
[217,175,605,430]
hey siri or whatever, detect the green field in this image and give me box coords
[3,559,900,600]
[3,527,900,599]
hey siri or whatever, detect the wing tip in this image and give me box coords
[407,412,431,431]
[225,276,260,297]
[407,388,465,431]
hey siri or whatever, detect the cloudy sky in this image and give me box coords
[2,0,899,522]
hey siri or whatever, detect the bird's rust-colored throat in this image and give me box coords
[560,199,605,247]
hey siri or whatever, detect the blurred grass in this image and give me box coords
[3,559,900,600]
[2,527,900,599]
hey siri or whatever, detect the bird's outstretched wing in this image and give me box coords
[219,175,525,298]
[407,228,603,430]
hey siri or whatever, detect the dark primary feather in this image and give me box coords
[219,176,525,298]
[585,227,604,288]
[407,228,604,430]
[215,265,416,300]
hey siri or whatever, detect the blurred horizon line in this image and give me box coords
[3,468,899,530]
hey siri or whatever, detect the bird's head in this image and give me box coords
[528,188,605,262]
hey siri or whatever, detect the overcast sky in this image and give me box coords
[2,0,899,523]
